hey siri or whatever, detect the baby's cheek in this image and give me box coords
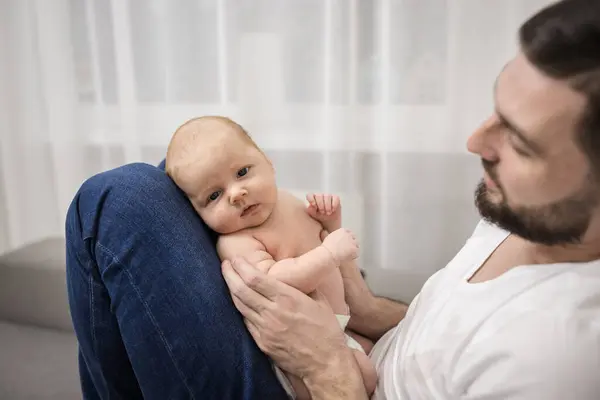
[198,209,221,231]
[207,206,239,234]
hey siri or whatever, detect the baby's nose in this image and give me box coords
[230,188,248,204]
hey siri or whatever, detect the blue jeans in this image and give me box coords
[65,162,288,399]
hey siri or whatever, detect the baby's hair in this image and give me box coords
[165,115,259,181]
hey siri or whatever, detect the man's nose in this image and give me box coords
[229,187,248,205]
[466,114,500,161]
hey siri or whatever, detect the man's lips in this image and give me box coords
[484,172,497,189]
[481,159,500,190]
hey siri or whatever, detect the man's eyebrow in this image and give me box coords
[495,110,544,155]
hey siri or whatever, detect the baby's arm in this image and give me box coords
[217,232,356,294]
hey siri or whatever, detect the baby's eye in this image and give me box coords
[237,167,249,177]
[208,191,221,202]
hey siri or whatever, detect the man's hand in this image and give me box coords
[221,257,368,399]
[306,193,342,232]
[222,257,347,377]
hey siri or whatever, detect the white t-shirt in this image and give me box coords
[370,220,600,399]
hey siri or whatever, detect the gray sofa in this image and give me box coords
[0,238,80,400]
[0,238,427,399]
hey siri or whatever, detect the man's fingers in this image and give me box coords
[222,259,272,314]
[245,319,262,343]
[231,293,262,325]
[230,257,282,300]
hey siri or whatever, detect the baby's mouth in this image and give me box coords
[241,204,258,217]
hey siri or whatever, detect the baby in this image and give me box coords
[165,116,377,399]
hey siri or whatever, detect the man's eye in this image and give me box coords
[513,145,530,157]
[237,167,249,177]
[208,191,221,202]
[507,134,531,157]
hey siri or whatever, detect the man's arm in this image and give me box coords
[217,234,338,294]
[303,347,369,400]
[339,257,408,341]
[350,296,408,341]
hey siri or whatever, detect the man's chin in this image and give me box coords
[483,189,503,205]
[475,182,509,225]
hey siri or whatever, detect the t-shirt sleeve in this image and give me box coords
[450,312,600,400]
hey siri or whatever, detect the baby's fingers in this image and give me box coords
[315,194,326,213]
[324,196,334,215]
[332,195,340,212]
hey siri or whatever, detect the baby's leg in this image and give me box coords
[353,349,378,395]
[346,329,375,354]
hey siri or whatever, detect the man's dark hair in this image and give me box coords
[519,0,600,172]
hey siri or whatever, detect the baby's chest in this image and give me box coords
[256,211,323,261]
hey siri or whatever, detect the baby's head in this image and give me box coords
[166,116,278,234]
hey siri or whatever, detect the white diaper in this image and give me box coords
[274,313,365,399]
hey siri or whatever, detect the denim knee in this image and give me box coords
[70,162,217,244]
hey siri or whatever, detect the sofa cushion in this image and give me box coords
[0,238,72,331]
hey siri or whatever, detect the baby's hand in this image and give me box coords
[306,193,342,230]
[321,228,359,265]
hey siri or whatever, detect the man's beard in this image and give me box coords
[474,170,599,246]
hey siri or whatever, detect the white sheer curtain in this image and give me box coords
[0,0,552,277]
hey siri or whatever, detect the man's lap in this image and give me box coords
[66,162,288,399]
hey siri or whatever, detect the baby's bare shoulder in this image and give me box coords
[217,231,263,251]
[277,189,306,209]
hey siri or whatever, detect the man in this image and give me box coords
[223,0,600,398]
[65,0,600,399]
